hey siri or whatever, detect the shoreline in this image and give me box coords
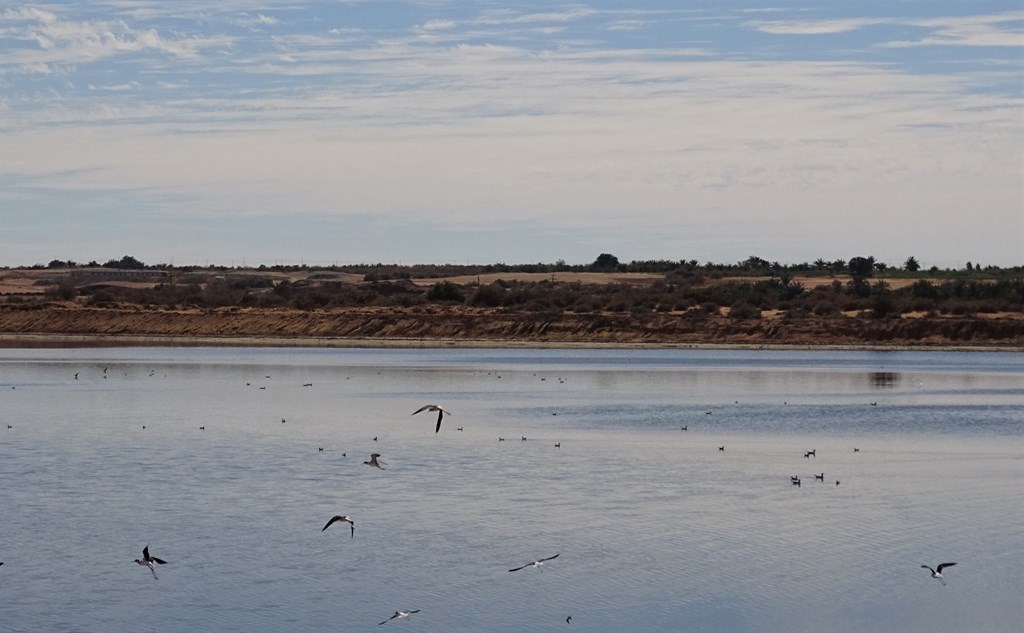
[0,333,1019,353]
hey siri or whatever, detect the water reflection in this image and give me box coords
[870,371,901,388]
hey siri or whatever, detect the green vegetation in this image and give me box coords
[8,254,1022,321]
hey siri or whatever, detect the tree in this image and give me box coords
[591,253,620,272]
[102,255,146,270]
[426,281,465,302]
[903,256,920,272]
[848,256,875,278]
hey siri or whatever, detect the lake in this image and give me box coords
[1,347,1021,632]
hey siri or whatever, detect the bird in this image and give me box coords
[509,553,559,572]
[922,562,957,586]
[814,473,825,481]
[412,404,450,434]
[74,372,78,379]
[364,453,385,470]
[835,480,840,486]
[303,383,313,387]
[134,543,168,580]
[718,446,725,452]
[457,427,464,432]
[379,610,419,625]
[521,436,527,441]
[680,426,687,431]
[804,449,816,458]
[199,426,205,431]
[554,443,561,448]
[853,448,860,453]
[498,437,505,442]
[566,615,572,624]
[322,515,355,538]
[791,477,801,487]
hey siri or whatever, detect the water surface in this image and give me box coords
[1,348,1021,632]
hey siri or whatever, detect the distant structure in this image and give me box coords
[70,268,169,284]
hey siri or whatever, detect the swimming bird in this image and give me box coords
[922,562,957,586]
[364,453,385,470]
[457,427,464,432]
[322,515,355,538]
[509,553,559,572]
[134,543,168,580]
[835,480,840,486]
[498,437,505,442]
[74,372,78,380]
[412,404,450,434]
[680,426,687,431]
[814,473,824,481]
[853,448,860,453]
[566,615,572,624]
[791,477,801,487]
[199,426,205,431]
[379,610,419,625]
[804,449,816,458]
[718,446,725,452]
[554,443,560,448]
[521,436,527,441]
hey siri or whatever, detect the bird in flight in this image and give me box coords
[322,515,355,538]
[364,453,385,470]
[412,405,450,433]
[921,562,957,586]
[379,610,420,625]
[509,553,560,572]
[134,543,168,580]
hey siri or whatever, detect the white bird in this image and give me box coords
[412,405,450,434]
[364,453,385,470]
[379,610,419,625]
[322,515,355,538]
[509,553,559,572]
[133,543,168,580]
[922,562,957,586]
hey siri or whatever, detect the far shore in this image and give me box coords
[0,333,1018,353]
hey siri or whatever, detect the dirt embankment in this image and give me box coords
[1,303,1022,348]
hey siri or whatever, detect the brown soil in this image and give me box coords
[1,302,1021,349]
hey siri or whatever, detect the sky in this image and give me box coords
[0,1,1021,269]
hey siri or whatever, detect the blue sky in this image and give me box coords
[1,1,1021,268]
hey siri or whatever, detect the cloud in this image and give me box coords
[883,12,1024,48]
[747,10,1024,46]
[0,5,231,74]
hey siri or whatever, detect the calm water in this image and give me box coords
[0,348,1021,633]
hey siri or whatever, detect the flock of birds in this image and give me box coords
[2,365,965,628]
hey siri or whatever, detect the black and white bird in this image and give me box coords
[379,610,419,625]
[412,405,450,433]
[921,562,957,586]
[322,515,355,538]
[134,543,168,580]
[364,453,385,470]
[509,553,559,572]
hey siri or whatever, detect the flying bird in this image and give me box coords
[379,610,420,625]
[509,553,560,572]
[412,405,450,433]
[922,562,957,586]
[364,453,385,470]
[134,543,168,580]
[322,515,355,538]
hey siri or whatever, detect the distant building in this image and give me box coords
[70,268,170,284]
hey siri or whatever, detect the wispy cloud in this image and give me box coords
[0,6,231,74]
[747,10,1024,47]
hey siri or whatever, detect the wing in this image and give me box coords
[539,554,560,563]
[409,610,420,615]
[350,524,355,538]
[379,614,398,625]
[508,564,528,572]
[412,405,434,415]
[936,563,957,573]
[323,516,343,532]
[142,545,150,560]
[152,556,168,565]
[921,565,935,573]
[435,410,443,434]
